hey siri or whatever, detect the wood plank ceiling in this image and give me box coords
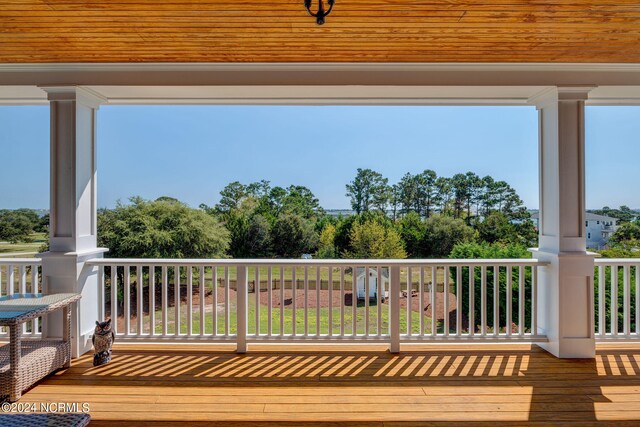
[1,0,640,63]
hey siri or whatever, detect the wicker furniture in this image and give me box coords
[0,293,81,402]
[0,413,90,427]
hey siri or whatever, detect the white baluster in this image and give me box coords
[267,266,273,337]
[340,267,345,337]
[111,265,118,336]
[236,265,247,353]
[124,265,131,336]
[161,265,168,336]
[624,265,631,336]
[389,266,401,353]
[612,266,618,336]
[187,265,193,336]
[150,266,156,336]
[457,266,462,337]
[255,267,260,337]
[518,266,524,336]
[200,266,206,337]
[480,265,486,336]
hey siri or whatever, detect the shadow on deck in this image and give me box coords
[17,344,640,426]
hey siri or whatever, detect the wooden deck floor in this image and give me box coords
[16,343,640,426]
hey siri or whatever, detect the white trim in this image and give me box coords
[2,63,640,94]
[527,87,558,109]
[92,85,546,106]
[2,83,640,107]
[557,86,597,101]
[40,86,107,108]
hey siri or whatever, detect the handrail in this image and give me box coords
[595,258,640,265]
[0,258,42,265]
[87,258,548,267]
[0,258,43,338]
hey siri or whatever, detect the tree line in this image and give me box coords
[347,168,527,224]
[93,168,537,260]
[4,167,639,261]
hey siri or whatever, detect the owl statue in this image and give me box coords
[92,318,115,367]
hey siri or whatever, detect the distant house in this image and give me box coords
[532,212,618,250]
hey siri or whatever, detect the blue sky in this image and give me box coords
[0,105,638,210]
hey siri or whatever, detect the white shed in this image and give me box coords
[355,267,388,302]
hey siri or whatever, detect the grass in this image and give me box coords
[183,266,446,287]
[0,232,46,257]
[128,295,432,337]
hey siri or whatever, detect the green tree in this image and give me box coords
[246,180,271,199]
[389,183,401,220]
[450,242,532,333]
[282,185,324,219]
[36,213,49,233]
[0,209,36,243]
[218,181,323,224]
[477,211,512,243]
[465,172,483,223]
[610,221,640,249]
[216,181,248,212]
[399,211,426,257]
[316,223,337,258]
[98,197,229,258]
[450,173,470,220]
[225,202,272,258]
[346,168,390,214]
[258,185,287,221]
[347,219,406,259]
[434,177,452,215]
[476,211,536,247]
[397,172,418,216]
[419,169,439,218]
[592,205,638,223]
[271,214,319,258]
[421,215,476,257]
[334,214,359,256]
[155,196,180,204]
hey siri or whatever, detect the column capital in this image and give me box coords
[39,85,106,109]
[557,85,597,101]
[528,85,597,109]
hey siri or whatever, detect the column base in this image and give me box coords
[537,337,595,359]
[530,248,597,359]
[40,248,108,358]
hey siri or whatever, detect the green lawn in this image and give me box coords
[0,233,46,257]
[136,297,432,337]
[198,266,445,288]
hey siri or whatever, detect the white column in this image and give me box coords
[530,86,597,358]
[39,86,108,358]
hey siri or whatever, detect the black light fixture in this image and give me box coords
[304,0,335,25]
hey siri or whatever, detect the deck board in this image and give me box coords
[15,344,640,425]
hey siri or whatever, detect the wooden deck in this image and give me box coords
[16,343,640,426]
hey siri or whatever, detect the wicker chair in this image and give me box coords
[0,294,81,402]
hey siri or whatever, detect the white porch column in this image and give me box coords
[530,86,597,359]
[39,86,107,358]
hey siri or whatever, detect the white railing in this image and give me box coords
[87,258,548,350]
[0,258,43,338]
[595,259,640,342]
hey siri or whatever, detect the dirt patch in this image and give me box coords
[107,283,460,331]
